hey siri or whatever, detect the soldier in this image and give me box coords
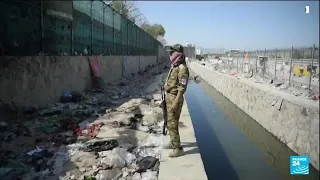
[163,44,190,158]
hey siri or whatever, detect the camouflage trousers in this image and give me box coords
[166,93,184,149]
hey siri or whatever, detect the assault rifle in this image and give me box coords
[160,86,168,136]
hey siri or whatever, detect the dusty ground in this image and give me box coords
[199,59,319,101]
[0,63,170,180]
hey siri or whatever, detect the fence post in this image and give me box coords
[242,51,245,73]
[263,48,266,78]
[308,44,315,91]
[112,10,115,55]
[127,20,129,55]
[102,3,105,55]
[40,0,44,53]
[274,48,278,80]
[255,50,258,78]
[289,46,293,85]
[236,55,239,73]
[248,50,251,72]
[90,0,93,55]
[71,1,74,55]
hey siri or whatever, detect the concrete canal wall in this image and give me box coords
[189,62,319,170]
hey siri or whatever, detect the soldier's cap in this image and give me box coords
[166,44,184,53]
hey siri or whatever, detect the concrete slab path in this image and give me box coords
[158,99,208,180]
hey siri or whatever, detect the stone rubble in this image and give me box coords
[0,64,170,180]
[196,59,319,101]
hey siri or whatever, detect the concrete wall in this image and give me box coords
[0,55,158,108]
[189,62,319,170]
[157,46,168,63]
[123,56,140,76]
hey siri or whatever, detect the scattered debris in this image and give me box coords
[0,64,167,180]
[229,72,236,76]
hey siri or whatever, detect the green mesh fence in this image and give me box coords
[0,0,162,56]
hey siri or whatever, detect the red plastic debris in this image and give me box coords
[72,122,104,138]
[229,72,237,76]
[311,95,319,101]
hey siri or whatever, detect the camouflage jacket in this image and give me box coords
[164,63,190,95]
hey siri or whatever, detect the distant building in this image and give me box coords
[225,49,242,54]
[195,48,202,55]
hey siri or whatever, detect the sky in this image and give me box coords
[136,1,319,50]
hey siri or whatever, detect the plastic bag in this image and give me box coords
[140,135,162,147]
[100,151,126,169]
[141,170,158,180]
[131,173,142,180]
[135,123,149,132]
[133,147,162,159]
[112,148,136,165]
[99,148,136,168]
[137,156,160,173]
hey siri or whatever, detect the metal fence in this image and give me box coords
[0,0,162,56]
[209,45,319,93]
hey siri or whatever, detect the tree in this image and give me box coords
[110,0,138,21]
[156,36,167,45]
[141,23,166,38]
[108,0,167,43]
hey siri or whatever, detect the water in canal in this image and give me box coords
[185,79,319,180]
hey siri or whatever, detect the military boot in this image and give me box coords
[163,142,173,149]
[169,148,185,158]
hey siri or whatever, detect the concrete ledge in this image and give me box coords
[158,98,208,180]
[189,62,319,170]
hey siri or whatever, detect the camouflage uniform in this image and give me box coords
[164,44,190,151]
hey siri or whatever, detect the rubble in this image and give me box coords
[0,64,167,180]
[197,60,319,101]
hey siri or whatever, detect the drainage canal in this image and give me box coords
[185,79,319,180]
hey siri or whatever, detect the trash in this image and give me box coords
[51,145,80,175]
[78,120,90,129]
[37,123,60,134]
[133,147,161,158]
[38,108,62,116]
[311,95,319,101]
[84,176,97,180]
[119,143,134,151]
[73,122,104,138]
[142,109,153,115]
[0,160,28,179]
[99,148,136,166]
[274,83,283,87]
[137,156,160,173]
[140,135,162,147]
[0,64,164,179]
[131,172,142,180]
[112,148,136,165]
[26,146,43,156]
[141,170,158,180]
[141,114,158,126]
[95,168,122,180]
[100,151,126,169]
[60,91,83,103]
[301,85,308,90]
[133,123,149,132]
[0,121,8,127]
[229,72,236,76]
[86,140,119,152]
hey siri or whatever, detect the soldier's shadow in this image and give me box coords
[181,142,200,155]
